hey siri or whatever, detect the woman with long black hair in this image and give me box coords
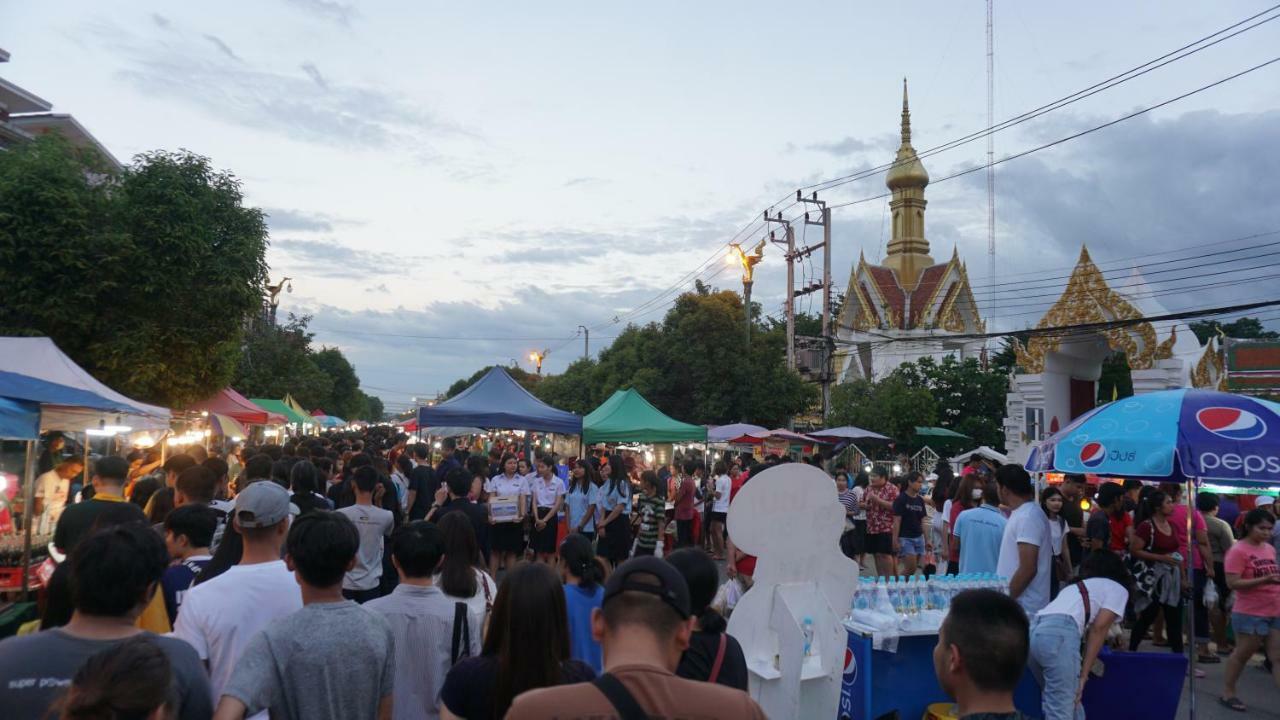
[596,454,632,567]
[1128,490,1186,655]
[1041,486,1073,599]
[564,459,599,542]
[485,454,528,579]
[440,563,595,719]
[668,548,749,690]
[559,533,605,673]
[438,511,497,635]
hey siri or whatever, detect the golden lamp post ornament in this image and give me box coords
[727,239,766,341]
[529,348,549,375]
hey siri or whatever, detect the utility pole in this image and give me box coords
[577,325,589,361]
[798,191,833,422]
[764,211,795,372]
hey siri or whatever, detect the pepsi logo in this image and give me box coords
[843,647,857,680]
[1197,407,1267,441]
[1079,442,1106,468]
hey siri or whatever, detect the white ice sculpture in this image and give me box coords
[725,463,859,720]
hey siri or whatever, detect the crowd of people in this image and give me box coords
[0,430,779,719]
[3,427,1278,719]
[834,454,1280,718]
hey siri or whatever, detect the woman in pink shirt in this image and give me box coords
[1220,508,1280,713]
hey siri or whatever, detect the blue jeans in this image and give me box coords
[1029,613,1086,720]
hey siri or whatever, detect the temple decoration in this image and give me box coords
[834,81,984,382]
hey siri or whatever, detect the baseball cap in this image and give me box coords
[233,481,295,528]
[603,556,692,619]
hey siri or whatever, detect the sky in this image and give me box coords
[6,2,1280,415]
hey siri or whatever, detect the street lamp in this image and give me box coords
[727,239,766,342]
[529,348,549,375]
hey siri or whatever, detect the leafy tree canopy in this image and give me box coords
[0,136,268,407]
[447,288,815,427]
[1190,316,1279,343]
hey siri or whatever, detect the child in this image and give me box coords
[161,504,218,624]
[633,471,666,557]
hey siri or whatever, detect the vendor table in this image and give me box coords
[839,627,1187,720]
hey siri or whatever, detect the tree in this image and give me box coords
[449,287,815,427]
[0,137,269,407]
[311,348,364,419]
[233,315,333,409]
[359,393,385,421]
[829,376,937,446]
[889,356,1008,449]
[1190,316,1279,343]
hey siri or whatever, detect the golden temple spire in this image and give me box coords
[883,77,933,289]
[901,77,912,147]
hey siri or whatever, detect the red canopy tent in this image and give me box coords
[186,388,287,425]
[725,428,827,445]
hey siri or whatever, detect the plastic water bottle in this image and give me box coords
[802,617,815,656]
[886,576,900,614]
[911,576,926,614]
[854,579,870,612]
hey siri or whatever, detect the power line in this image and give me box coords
[821,55,1280,214]
[800,5,1280,196]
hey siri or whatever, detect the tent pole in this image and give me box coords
[20,439,37,600]
[1186,477,1197,720]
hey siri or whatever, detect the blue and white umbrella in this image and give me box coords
[1027,388,1280,489]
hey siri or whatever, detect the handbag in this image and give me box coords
[450,601,471,666]
[1125,522,1158,598]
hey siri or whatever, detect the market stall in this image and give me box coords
[417,367,582,435]
[250,397,315,437]
[1028,388,1280,719]
[583,389,706,444]
[0,337,170,598]
[184,387,287,426]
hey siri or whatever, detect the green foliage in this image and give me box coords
[1096,351,1133,403]
[0,136,268,407]
[1190,317,1279,343]
[232,315,382,421]
[829,376,938,445]
[829,354,1008,451]
[448,288,816,427]
[889,356,1007,449]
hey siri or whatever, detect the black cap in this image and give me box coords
[602,556,692,619]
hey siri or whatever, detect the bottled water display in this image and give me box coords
[848,574,1012,635]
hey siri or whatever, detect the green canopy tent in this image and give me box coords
[913,426,970,441]
[583,389,708,444]
[251,398,312,427]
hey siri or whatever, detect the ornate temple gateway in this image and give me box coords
[834,82,985,382]
[1003,246,1225,463]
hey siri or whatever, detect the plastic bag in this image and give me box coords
[1203,578,1219,609]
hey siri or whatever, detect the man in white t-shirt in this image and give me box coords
[172,481,302,717]
[710,465,732,559]
[337,466,395,602]
[995,464,1053,616]
[35,459,83,534]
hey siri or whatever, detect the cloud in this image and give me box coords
[285,282,677,399]
[803,136,873,156]
[300,62,328,90]
[262,207,360,233]
[272,237,437,278]
[282,0,357,27]
[202,34,241,62]
[564,176,609,187]
[93,21,475,154]
[150,14,171,30]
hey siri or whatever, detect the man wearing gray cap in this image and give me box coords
[173,481,302,717]
[507,556,764,719]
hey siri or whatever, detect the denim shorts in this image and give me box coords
[1232,612,1280,636]
[899,535,925,557]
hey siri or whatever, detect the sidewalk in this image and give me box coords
[1126,639,1279,720]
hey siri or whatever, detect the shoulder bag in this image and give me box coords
[593,673,649,720]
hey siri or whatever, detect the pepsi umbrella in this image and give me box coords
[1027,388,1280,718]
[1027,388,1280,488]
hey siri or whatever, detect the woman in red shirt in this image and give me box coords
[1128,491,1186,654]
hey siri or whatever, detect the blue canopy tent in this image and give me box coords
[0,337,172,598]
[417,367,582,435]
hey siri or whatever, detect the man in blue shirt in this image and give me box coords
[952,481,1007,575]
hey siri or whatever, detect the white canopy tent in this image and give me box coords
[950,446,1011,465]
